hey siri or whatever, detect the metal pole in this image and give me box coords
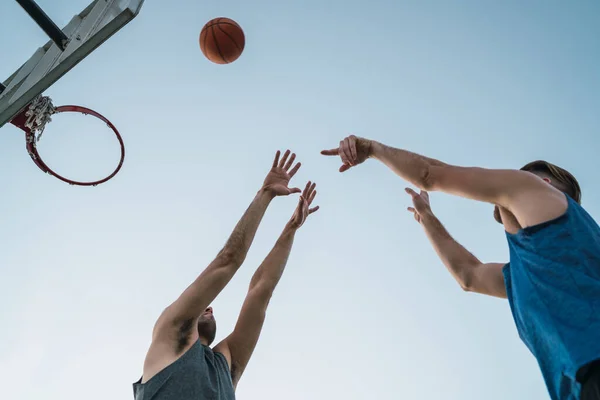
[16,0,68,51]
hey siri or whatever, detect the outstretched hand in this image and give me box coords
[405,188,432,224]
[288,181,319,229]
[262,150,302,196]
[321,135,373,172]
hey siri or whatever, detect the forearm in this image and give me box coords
[159,188,274,326]
[248,225,296,295]
[419,212,481,289]
[218,188,275,267]
[370,141,446,189]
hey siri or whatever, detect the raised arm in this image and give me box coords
[406,188,506,298]
[152,150,302,342]
[322,135,567,229]
[214,182,319,388]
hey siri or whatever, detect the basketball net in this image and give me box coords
[24,95,56,142]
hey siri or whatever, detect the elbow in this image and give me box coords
[418,165,436,191]
[248,283,274,308]
[457,269,476,293]
[459,280,474,292]
[216,248,246,269]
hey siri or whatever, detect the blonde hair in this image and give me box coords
[521,160,582,204]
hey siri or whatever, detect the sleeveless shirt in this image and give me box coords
[503,195,600,400]
[133,340,235,400]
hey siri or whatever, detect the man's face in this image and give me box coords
[197,307,217,346]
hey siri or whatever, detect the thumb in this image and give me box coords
[289,187,302,194]
[339,164,351,173]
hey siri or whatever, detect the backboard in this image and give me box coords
[0,0,145,128]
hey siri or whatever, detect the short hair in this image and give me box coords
[521,160,581,204]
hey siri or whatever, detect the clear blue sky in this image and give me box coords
[1,0,599,399]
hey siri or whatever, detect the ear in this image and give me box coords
[542,177,552,184]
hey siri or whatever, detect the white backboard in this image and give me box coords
[0,0,145,127]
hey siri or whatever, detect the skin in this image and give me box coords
[322,135,568,297]
[141,150,319,389]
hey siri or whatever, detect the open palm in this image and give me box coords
[406,188,432,224]
[262,150,302,196]
[289,181,319,229]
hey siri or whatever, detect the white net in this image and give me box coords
[24,95,56,142]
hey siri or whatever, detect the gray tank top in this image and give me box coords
[133,340,235,400]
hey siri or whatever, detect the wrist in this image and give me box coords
[419,210,437,225]
[257,186,277,201]
[369,140,384,159]
[282,222,298,235]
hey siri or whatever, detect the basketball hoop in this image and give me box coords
[9,96,125,186]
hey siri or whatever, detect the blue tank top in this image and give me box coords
[133,340,235,400]
[503,195,600,400]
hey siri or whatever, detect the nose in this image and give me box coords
[205,307,213,314]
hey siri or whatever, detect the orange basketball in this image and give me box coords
[200,17,245,65]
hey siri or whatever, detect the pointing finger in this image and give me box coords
[321,149,339,156]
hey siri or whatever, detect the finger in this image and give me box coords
[284,153,296,171]
[298,196,307,218]
[308,189,317,204]
[279,150,291,168]
[339,164,351,173]
[306,181,316,197]
[273,151,281,168]
[343,137,354,165]
[342,139,354,165]
[321,149,339,156]
[288,162,301,178]
[405,187,418,197]
[421,190,429,200]
[407,207,416,213]
[302,181,311,197]
[289,187,301,194]
[349,135,358,160]
[337,140,349,165]
[309,205,320,214]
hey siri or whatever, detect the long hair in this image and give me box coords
[521,160,582,204]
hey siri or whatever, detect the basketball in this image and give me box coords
[200,17,245,65]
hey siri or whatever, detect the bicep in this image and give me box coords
[467,262,507,299]
[427,165,534,206]
[215,286,271,386]
[427,165,568,229]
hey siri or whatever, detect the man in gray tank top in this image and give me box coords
[133,150,319,400]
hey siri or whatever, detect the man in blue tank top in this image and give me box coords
[322,136,600,400]
[134,150,319,400]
